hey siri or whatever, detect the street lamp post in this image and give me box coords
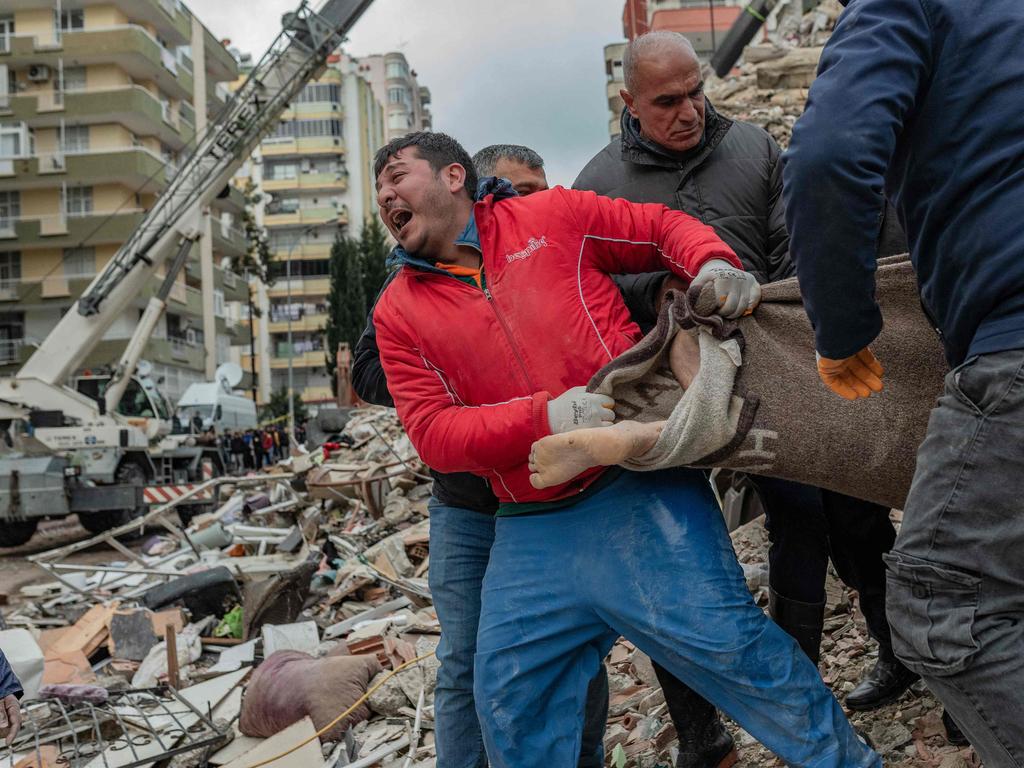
[285,224,317,446]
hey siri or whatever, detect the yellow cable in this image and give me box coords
[241,651,436,768]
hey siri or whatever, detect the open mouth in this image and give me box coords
[391,209,413,235]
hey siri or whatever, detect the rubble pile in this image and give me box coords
[0,404,974,767]
[705,0,845,148]
[0,406,442,768]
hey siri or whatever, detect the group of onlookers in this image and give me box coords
[223,425,297,472]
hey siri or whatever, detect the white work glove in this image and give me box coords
[691,259,761,318]
[546,386,615,434]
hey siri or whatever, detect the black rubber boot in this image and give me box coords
[845,655,919,710]
[768,588,825,664]
[942,710,970,747]
[654,664,738,768]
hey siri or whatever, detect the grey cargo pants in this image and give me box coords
[885,348,1024,767]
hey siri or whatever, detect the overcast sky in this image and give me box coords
[198,0,625,187]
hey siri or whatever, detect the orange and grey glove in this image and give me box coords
[691,259,761,318]
[816,348,884,400]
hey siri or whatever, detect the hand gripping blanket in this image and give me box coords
[587,256,948,510]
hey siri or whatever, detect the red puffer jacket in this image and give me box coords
[374,186,740,505]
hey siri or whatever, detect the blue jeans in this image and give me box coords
[474,469,881,768]
[428,500,607,768]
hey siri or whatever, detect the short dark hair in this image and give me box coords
[373,132,478,200]
[472,144,545,177]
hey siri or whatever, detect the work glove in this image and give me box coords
[691,259,761,318]
[816,347,884,400]
[547,386,615,434]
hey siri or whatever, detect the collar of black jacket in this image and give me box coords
[619,99,733,172]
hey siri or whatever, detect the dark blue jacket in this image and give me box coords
[783,0,1024,366]
[0,649,22,699]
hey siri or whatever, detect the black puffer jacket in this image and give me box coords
[574,103,792,284]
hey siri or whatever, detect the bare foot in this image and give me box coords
[669,329,700,389]
[528,420,666,489]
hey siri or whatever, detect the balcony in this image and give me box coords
[269,347,326,369]
[2,27,194,102]
[4,86,188,151]
[212,185,247,215]
[264,205,347,229]
[202,25,240,84]
[267,277,329,297]
[0,146,168,193]
[262,171,348,194]
[267,312,327,335]
[0,210,145,249]
[260,136,346,157]
[0,274,94,304]
[211,220,247,257]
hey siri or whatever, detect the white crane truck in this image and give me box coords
[0,0,374,546]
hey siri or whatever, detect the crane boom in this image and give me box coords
[16,0,374,390]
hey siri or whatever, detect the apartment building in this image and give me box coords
[237,52,385,407]
[358,52,431,141]
[0,0,250,401]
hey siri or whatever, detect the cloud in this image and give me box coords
[198,0,625,187]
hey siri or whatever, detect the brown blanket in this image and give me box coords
[588,256,948,510]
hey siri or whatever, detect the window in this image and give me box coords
[62,246,94,277]
[0,123,29,159]
[62,66,86,92]
[0,17,14,54]
[295,84,340,103]
[0,192,19,233]
[0,252,21,290]
[0,312,25,362]
[0,66,8,110]
[65,186,93,217]
[268,258,330,279]
[62,125,89,154]
[264,160,297,181]
[213,289,225,318]
[385,60,408,80]
[387,112,410,132]
[57,9,85,32]
[388,87,410,106]
[269,119,342,139]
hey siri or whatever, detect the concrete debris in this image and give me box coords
[705,1,841,149]
[0,401,964,767]
[0,407,441,766]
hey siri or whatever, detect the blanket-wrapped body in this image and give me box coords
[588,256,948,510]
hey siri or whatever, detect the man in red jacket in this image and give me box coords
[372,132,878,768]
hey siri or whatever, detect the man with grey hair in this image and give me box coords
[472,144,548,197]
[576,29,914,768]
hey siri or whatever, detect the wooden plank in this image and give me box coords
[47,604,116,659]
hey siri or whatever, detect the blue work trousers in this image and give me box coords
[474,469,880,768]
[428,500,607,768]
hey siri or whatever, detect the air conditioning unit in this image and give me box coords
[27,65,51,82]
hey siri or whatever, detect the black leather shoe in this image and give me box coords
[942,710,970,747]
[845,656,919,710]
[676,720,737,768]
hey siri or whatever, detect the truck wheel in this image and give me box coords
[80,462,148,535]
[0,520,38,548]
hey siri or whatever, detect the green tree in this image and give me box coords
[228,179,275,284]
[324,232,367,393]
[359,216,392,316]
[263,388,308,425]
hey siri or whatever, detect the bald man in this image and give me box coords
[575,31,914,766]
